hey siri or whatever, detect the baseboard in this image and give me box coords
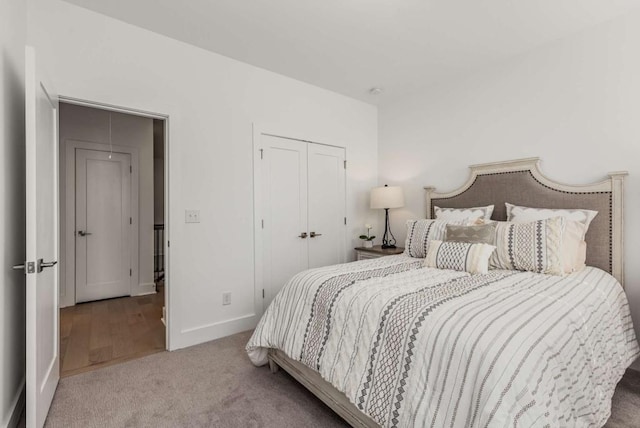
[61,282,158,307]
[59,292,75,308]
[2,379,25,428]
[172,313,258,350]
[131,282,156,296]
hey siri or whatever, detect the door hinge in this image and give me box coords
[168,240,170,247]
[344,217,347,225]
[261,219,264,229]
[130,217,132,224]
[259,148,264,159]
[262,289,265,298]
[130,268,132,276]
[343,160,347,169]
[130,165,132,173]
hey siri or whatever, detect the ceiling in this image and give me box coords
[62,0,640,104]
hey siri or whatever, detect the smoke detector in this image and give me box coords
[369,87,384,96]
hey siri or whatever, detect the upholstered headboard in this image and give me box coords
[425,158,627,284]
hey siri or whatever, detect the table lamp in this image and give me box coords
[370,184,404,248]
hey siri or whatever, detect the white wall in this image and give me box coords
[58,103,155,307]
[379,12,640,368]
[0,0,27,425]
[30,0,378,350]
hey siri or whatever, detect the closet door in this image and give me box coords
[261,135,308,307]
[307,143,346,268]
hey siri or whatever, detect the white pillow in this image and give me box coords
[560,221,587,273]
[505,202,597,238]
[434,205,494,221]
[425,240,496,275]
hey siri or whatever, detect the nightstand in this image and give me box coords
[354,245,405,261]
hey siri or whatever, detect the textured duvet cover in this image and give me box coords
[246,255,639,427]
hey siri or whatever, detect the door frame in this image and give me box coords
[252,123,347,317]
[61,141,140,306]
[58,96,172,350]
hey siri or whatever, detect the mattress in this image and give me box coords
[246,255,639,427]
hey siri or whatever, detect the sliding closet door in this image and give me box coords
[307,144,346,268]
[261,135,308,307]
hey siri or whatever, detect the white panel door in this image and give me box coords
[307,144,346,268]
[261,135,308,307]
[23,46,59,428]
[75,149,132,302]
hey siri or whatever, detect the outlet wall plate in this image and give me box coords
[185,210,200,223]
[222,292,231,305]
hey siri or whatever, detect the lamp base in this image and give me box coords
[381,208,397,249]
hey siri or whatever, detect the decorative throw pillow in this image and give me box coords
[505,203,597,238]
[559,220,588,273]
[489,216,567,275]
[445,223,497,245]
[404,219,467,258]
[434,205,494,221]
[424,240,496,274]
[574,241,587,273]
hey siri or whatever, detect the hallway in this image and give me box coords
[60,285,165,377]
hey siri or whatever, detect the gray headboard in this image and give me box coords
[425,158,627,284]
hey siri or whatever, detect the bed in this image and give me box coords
[246,158,639,427]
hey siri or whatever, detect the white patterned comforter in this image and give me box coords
[246,255,639,427]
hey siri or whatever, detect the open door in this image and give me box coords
[20,46,60,428]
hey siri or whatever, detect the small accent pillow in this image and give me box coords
[434,205,494,221]
[489,216,566,275]
[445,223,497,245]
[505,203,597,238]
[424,240,496,274]
[404,219,467,258]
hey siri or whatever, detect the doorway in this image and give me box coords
[57,100,169,377]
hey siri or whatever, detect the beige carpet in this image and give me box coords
[40,330,640,427]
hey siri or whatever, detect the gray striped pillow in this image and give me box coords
[404,219,467,258]
[489,217,566,275]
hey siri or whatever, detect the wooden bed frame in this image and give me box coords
[267,157,627,427]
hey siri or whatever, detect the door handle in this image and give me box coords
[11,260,48,274]
[77,230,92,237]
[310,232,322,238]
[37,259,57,273]
[12,262,35,274]
[298,232,308,239]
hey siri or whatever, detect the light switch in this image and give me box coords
[185,210,200,223]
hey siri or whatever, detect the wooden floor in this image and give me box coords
[60,284,165,377]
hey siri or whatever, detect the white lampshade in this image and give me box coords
[370,185,404,209]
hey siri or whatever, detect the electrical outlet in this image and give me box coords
[222,292,231,306]
[185,210,200,223]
